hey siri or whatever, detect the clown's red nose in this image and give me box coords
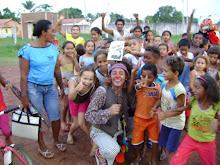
[115,74,121,78]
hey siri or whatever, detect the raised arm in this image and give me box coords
[101,13,113,36]
[57,13,66,37]
[187,9,196,42]
[130,13,140,33]
[127,66,139,94]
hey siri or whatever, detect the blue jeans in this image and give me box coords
[27,82,60,121]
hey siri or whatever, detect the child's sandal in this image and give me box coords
[159,154,167,161]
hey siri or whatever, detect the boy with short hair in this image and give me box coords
[57,19,85,46]
[128,63,161,165]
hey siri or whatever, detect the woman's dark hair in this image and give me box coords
[62,41,75,50]
[141,63,157,77]
[145,46,161,58]
[84,40,95,50]
[165,56,185,77]
[75,44,85,56]
[115,19,125,26]
[195,75,219,104]
[179,39,190,48]
[90,27,102,35]
[162,30,172,37]
[199,38,208,48]
[207,46,220,58]
[134,26,143,33]
[33,20,52,38]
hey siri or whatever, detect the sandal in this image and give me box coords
[55,143,66,152]
[131,157,142,165]
[159,154,167,161]
[61,124,69,132]
[38,147,54,159]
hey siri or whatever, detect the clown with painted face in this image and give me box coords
[85,63,134,165]
[199,18,219,44]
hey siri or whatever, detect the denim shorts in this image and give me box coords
[159,124,182,152]
[27,82,60,121]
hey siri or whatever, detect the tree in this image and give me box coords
[152,5,183,23]
[86,13,99,22]
[58,8,84,18]
[37,4,53,11]
[145,15,154,23]
[110,12,124,22]
[0,8,20,21]
[21,0,36,12]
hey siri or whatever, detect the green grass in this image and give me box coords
[0,34,182,66]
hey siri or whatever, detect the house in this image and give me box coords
[21,11,58,39]
[0,19,21,38]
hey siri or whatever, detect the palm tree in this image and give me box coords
[21,0,36,12]
[38,4,53,11]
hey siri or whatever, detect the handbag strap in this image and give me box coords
[25,107,50,133]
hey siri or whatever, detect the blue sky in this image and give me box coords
[1,0,220,21]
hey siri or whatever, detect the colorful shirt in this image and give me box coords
[207,67,218,80]
[160,81,186,130]
[85,86,123,124]
[65,33,85,46]
[135,82,161,119]
[18,44,59,85]
[188,96,220,142]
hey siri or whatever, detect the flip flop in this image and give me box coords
[159,154,167,161]
[66,122,74,126]
[61,124,69,132]
[55,143,66,152]
[38,147,54,159]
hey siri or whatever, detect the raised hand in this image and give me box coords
[104,74,111,86]
[76,81,84,92]
[100,13,106,18]
[110,104,121,115]
[140,75,147,88]
[133,13,139,19]
[59,13,65,20]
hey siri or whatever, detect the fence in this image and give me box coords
[62,23,220,36]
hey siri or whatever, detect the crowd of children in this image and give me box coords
[0,10,218,165]
[51,11,220,165]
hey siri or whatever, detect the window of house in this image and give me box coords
[5,29,8,33]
